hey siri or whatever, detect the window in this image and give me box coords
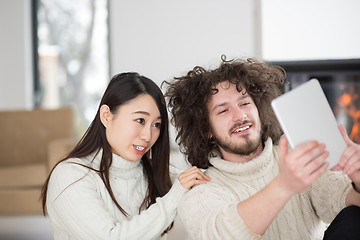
[34,0,110,136]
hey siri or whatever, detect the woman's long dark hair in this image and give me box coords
[41,72,172,218]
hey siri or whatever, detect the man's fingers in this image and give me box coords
[290,141,323,163]
[303,150,329,174]
[307,161,329,184]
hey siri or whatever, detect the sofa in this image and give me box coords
[0,107,77,215]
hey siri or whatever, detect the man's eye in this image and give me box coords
[136,118,145,124]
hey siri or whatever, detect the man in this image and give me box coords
[164,57,360,239]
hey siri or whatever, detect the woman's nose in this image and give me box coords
[140,127,152,142]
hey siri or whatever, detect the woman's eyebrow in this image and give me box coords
[132,111,161,120]
[132,111,150,115]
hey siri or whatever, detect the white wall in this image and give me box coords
[0,0,33,110]
[109,0,261,82]
[262,0,360,61]
[109,0,261,169]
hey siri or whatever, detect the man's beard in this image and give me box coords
[211,125,262,156]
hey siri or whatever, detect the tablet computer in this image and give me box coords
[271,79,346,168]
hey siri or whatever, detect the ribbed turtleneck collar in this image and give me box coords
[87,149,143,179]
[209,138,275,177]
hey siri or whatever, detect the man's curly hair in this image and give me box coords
[164,57,286,169]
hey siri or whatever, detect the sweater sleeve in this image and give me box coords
[177,184,262,240]
[309,170,352,224]
[46,161,187,240]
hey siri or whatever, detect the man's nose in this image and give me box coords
[232,107,247,122]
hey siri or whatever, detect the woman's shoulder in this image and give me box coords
[49,157,98,190]
[54,157,92,174]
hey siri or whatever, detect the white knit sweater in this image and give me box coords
[46,150,187,240]
[177,139,352,240]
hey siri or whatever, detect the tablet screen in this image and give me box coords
[271,79,347,168]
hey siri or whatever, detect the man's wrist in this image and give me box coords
[272,177,294,200]
[351,182,360,194]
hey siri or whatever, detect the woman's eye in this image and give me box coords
[241,102,250,106]
[153,122,161,128]
[136,118,145,124]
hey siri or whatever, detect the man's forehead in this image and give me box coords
[209,83,250,109]
[211,81,246,95]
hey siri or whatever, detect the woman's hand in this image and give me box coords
[178,166,211,190]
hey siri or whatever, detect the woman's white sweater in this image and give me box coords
[46,150,187,240]
[177,139,352,240]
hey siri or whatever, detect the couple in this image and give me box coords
[41,57,360,239]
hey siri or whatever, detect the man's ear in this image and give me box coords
[100,104,112,128]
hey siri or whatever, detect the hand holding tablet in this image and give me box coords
[271,79,347,169]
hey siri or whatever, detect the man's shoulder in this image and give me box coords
[179,173,237,208]
[177,171,239,236]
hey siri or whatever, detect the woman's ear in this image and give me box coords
[100,104,112,128]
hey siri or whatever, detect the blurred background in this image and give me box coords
[0,0,359,239]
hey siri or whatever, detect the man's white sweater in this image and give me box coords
[46,150,187,240]
[177,139,352,240]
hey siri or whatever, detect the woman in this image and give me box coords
[41,72,210,239]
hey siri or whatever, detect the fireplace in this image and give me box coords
[272,59,360,144]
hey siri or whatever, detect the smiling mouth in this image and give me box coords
[134,145,146,153]
[231,124,252,134]
[135,146,145,150]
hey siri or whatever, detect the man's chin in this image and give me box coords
[230,138,261,156]
[213,133,261,156]
[219,143,259,156]
[232,147,258,156]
